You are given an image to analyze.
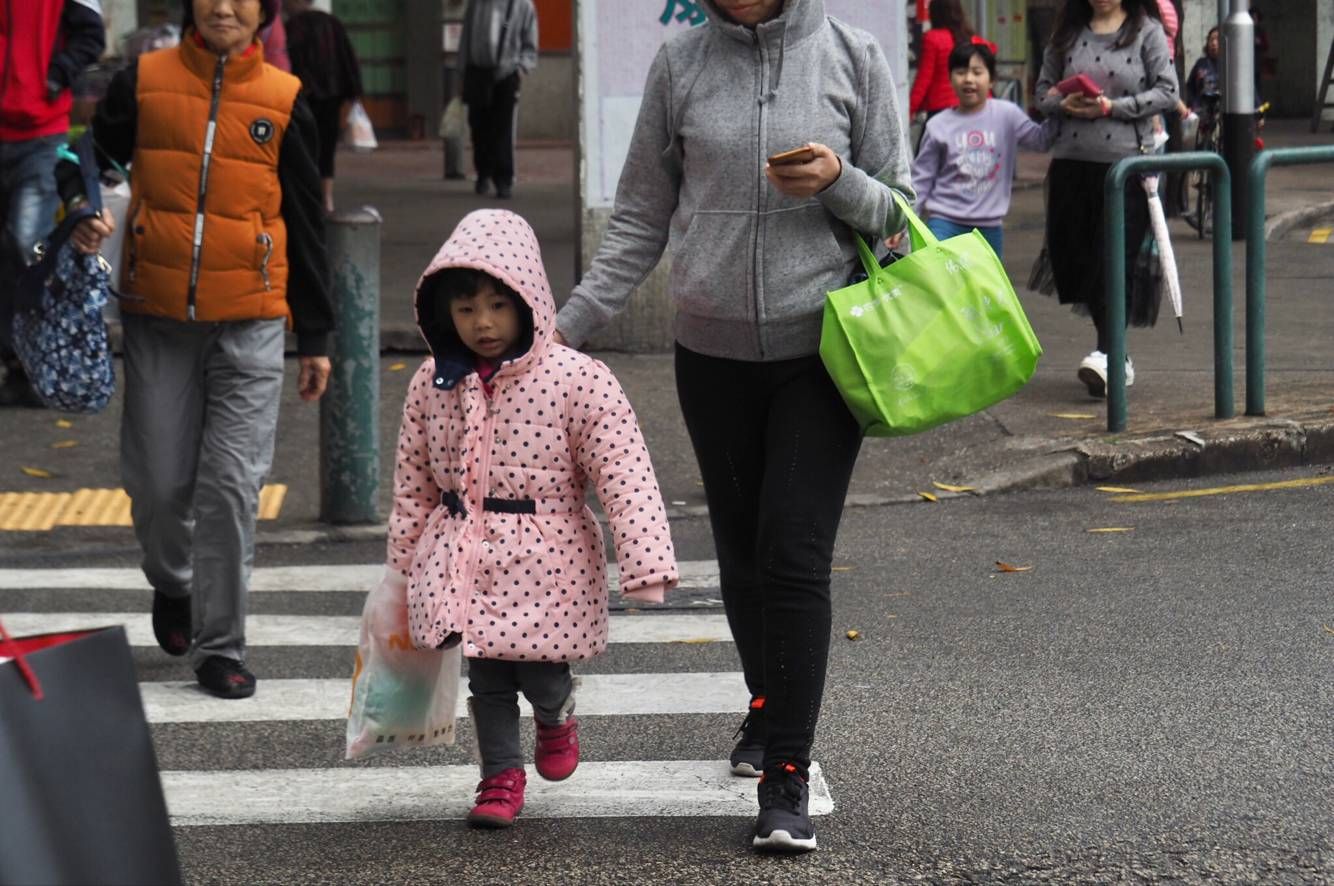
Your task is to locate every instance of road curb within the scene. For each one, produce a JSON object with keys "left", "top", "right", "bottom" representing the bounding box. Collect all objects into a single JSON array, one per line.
[
  {"left": 967, "top": 414, "right": 1334, "bottom": 497},
  {"left": 1265, "top": 199, "right": 1334, "bottom": 240}
]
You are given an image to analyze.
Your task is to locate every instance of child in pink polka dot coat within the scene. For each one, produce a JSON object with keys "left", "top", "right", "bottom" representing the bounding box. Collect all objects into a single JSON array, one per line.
[{"left": 386, "top": 209, "right": 679, "bottom": 828}]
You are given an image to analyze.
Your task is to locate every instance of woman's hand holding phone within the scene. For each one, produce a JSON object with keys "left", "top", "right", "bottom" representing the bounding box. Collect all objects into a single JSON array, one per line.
[{"left": 765, "top": 142, "right": 842, "bottom": 198}]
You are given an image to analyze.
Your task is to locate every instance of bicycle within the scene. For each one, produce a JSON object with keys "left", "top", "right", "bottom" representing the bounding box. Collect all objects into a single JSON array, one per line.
[
  {"left": 1180, "top": 92, "right": 1221, "bottom": 238},
  {"left": 1179, "top": 98, "right": 1270, "bottom": 239}
]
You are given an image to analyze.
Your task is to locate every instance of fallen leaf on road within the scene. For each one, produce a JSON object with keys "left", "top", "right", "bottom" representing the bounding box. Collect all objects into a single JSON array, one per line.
[
  {"left": 995, "top": 561, "right": 1033, "bottom": 573},
  {"left": 832, "top": 566, "right": 853, "bottom": 573},
  {"left": 673, "top": 638, "right": 716, "bottom": 645},
  {"left": 845, "top": 630, "right": 861, "bottom": 641},
  {"left": 1096, "top": 486, "right": 1141, "bottom": 494},
  {"left": 1086, "top": 527, "right": 1134, "bottom": 533},
  {"left": 55, "top": 419, "right": 73, "bottom": 429},
  {"left": 918, "top": 491, "right": 939, "bottom": 502},
  {"left": 932, "top": 481, "right": 975, "bottom": 493},
  {"left": 388, "top": 362, "right": 407, "bottom": 372},
  {"left": 20, "top": 466, "right": 55, "bottom": 479},
  {"left": 1048, "top": 412, "right": 1097, "bottom": 420},
  {"left": 1323, "top": 624, "right": 1334, "bottom": 636},
  {"left": 50, "top": 440, "right": 78, "bottom": 449}
]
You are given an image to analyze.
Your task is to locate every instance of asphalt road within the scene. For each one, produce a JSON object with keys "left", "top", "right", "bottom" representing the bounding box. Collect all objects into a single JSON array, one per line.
[{"left": 3, "top": 467, "right": 1331, "bottom": 883}]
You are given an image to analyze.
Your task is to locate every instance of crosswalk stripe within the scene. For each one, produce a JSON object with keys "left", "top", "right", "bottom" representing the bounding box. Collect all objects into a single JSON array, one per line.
[
  {"left": 0, "top": 612, "right": 733, "bottom": 647},
  {"left": 0, "top": 560, "right": 721, "bottom": 593},
  {"left": 141, "top": 672, "right": 748, "bottom": 723},
  {"left": 161, "top": 761, "right": 834, "bottom": 825}
]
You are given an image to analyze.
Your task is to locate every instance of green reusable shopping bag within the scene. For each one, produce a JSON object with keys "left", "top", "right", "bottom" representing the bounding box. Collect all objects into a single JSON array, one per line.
[{"left": 820, "top": 198, "right": 1042, "bottom": 437}]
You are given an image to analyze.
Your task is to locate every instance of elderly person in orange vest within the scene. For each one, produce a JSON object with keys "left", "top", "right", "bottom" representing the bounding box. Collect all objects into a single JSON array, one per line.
[{"left": 65, "top": 0, "right": 332, "bottom": 699}]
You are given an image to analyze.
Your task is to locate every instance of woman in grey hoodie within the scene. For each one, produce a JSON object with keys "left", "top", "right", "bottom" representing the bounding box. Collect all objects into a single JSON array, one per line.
[{"left": 554, "top": 0, "right": 913, "bottom": 853}]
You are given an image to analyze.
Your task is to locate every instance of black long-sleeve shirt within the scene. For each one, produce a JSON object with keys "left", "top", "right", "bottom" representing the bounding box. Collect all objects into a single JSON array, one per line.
[{"left": 57, "top": 58, "right": 334, "bottom": 356}]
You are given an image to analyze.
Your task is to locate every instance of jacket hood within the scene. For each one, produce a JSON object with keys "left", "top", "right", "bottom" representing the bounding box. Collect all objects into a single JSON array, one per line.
[
  {"left": 698, "top": 0, "right": 825, "bottom": 101},
  {"left": 414, "top": 209, "right": 556, "bottom": 391}
]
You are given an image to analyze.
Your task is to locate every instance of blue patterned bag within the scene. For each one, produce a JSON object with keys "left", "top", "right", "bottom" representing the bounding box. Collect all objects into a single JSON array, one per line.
[
  {"left": 8, "top": 133, "right": 117, "bottom": 414},
  {"left": 12, "top": 233, "right": 116, "bottom": 414}
]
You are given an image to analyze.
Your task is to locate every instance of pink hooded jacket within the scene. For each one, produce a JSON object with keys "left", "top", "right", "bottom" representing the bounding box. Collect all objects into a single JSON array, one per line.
[{"left": 387, "top": 210, "right": 679, "bottom": 661}]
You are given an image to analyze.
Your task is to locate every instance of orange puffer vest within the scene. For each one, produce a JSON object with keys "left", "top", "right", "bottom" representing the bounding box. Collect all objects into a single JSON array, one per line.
[{"left": 123, "top": 36, "right": 301, "bottom": 324}]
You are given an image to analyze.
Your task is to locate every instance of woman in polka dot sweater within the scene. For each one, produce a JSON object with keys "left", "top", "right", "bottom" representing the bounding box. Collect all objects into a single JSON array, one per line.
[{"left": 385, "top": 209, "right": 679, "bottom": 828}]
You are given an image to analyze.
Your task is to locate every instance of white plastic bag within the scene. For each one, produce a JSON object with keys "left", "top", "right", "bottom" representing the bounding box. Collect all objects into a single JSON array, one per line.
[
  {"left": 438, "top": 97, "right": 468, "bottom": 140},
  {"left": 343, "top": 100, "right": 378, "bottom": 152},
  {"left": 346, "top": 571, "right": 459, "bottom": 759}
]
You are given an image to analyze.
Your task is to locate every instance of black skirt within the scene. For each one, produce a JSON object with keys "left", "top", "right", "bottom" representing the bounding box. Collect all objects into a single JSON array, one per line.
[{"left": 1045, "top": 157, "right": 1159, "bottom": 327}]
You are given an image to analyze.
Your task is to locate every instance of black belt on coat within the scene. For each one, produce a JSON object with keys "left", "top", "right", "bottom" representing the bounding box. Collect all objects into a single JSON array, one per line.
[{"left": 442, "top": 489, "right": 536, "bottom": 517}]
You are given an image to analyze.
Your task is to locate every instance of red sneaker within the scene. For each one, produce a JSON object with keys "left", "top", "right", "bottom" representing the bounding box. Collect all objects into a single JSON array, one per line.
[
  {"left": 467, "top": 768, "right": 526, "bottom": 828},
  {"left": 534, "top": 715, "right": 580, "bottom": 781}
]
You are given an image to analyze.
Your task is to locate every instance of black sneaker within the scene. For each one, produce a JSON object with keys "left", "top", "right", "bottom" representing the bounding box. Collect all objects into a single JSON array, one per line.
[
  {"left": 151, "top": 591, "right": 191, "bottom": 657},
  {"left": 474, "top": 178, "right": 490, "bottom": 196},
  {"left": 753, "top": 763, "right": 817, "bottom": 853},
  {"left": 496, "top": 184, "right": 513, "bottom": 199},
  {"left": 195, "top": 656, "right": 256, "bottom": 699},
  {"left": 729, "top": 695, "right": 766, "bottom": 777}
]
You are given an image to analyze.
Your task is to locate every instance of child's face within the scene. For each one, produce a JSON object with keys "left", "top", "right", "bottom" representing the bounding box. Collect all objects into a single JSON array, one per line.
[
  {"left": 449, "top": 281, "right": 521, "bottom": 361},
  {"left": 950, "top": 55, "right": 992, "bottom": 111}
]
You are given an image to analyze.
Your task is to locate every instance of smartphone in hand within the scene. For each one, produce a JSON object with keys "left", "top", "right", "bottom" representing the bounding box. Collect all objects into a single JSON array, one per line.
[
  {"left": 1056, "top": 74, "right": 1103, "bottom": 98},
  {"left": 767, "top": 145, "right": 817, "bottom": 166}
]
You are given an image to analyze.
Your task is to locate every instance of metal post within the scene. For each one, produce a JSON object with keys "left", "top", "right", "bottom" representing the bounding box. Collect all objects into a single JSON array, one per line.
[
  {"left": 1245, "top": 151, "right": 1270, "bottom": 416},
  {"left": 1244, "top": 145, "right": 1334, "bottom": 417},
  {"left": 320, "top": 207, "right": 382, "bottom": 524},
  {"left": 1104, "top": 174, "right": 1129, "bottom": 433},
  {"left": 1221, "top": 0, "right": 1255, "bottom": 241},
  {"left": 1104, "top": 153, "right": 1233, "bottom": 433}
]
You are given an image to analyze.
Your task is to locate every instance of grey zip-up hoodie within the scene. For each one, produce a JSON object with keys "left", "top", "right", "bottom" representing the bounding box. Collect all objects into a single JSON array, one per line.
[{"left": 556, "top": 0, "right": 913, "bottom": 362}]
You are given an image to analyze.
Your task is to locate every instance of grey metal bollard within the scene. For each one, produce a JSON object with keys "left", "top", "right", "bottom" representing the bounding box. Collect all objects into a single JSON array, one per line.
[{"left": 319, "top": 206, "right": 382, "bottom": 524}]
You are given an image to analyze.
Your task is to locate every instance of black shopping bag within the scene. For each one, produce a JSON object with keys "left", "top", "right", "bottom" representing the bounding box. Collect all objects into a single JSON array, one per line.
[{"left": 0, "top": 623, "right": 183, "bottom": 886}]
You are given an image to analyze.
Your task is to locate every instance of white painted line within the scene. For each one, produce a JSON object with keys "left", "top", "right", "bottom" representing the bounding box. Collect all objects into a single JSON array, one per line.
[
  {"left": 163, "top": 761, "right": 834, "bottom": 826},
  {"left": 0, "top": 561, "right": 720, "bottom": 593},
  {"left": 0, "top": 613, "right": 732, "bottom": 647},
  {"left": 141, "top": 672, "right": 748, "bottom": 724}
]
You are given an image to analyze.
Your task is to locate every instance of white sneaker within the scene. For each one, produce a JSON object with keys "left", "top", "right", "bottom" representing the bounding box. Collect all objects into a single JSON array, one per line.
[{"left": 1077, "top": 350, "right": 1108, "bottom": 398}]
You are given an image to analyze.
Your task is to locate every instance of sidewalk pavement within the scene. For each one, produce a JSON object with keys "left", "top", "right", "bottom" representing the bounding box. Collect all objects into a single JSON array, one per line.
[{"left": 1, "top": 121, "right": 1331, "bottom": 549}]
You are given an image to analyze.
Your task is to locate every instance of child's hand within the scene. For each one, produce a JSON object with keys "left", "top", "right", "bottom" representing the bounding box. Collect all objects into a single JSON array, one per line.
[
  {"left": 884, "top": 231, "right": 905, "bottom": 251},
  {"left": 622, "top": 583, "right": 666, "bottom": 605}
]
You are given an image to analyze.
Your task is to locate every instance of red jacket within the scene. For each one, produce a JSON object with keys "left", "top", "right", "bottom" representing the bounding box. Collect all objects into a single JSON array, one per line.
[
  {"left": 0, "top": 0, "right": 105, "bottom": 141},
  {"left": 910, "top": 28, "right": 961, "bottom": 116}
]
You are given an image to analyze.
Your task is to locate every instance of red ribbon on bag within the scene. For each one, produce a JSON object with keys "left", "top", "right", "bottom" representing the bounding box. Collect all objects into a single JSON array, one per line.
[{"left": 0, "top": 619, "right": 45, "bottom": 700}]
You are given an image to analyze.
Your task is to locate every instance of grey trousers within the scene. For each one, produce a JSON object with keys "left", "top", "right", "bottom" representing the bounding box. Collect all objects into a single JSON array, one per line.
[
  {"left": 120, "top": 314, "right": 285, "bottom": 668},
  {"left": 468, "top": 658, "right": 574, "bottom": 777}
]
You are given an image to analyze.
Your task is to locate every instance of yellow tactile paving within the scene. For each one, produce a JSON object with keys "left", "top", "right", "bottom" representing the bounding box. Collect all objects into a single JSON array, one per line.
[
  {"left": 58, "top": 488, "right": 132, "bottom": 526},
  {"left": 0, "top": 492, "right": 74, "bottom": 531},
  {"left": 0, "top": 484, "right": 288, "bottom": 531},
  {"left": 258, "top": 484, "right": 287, "bottom": 521}
]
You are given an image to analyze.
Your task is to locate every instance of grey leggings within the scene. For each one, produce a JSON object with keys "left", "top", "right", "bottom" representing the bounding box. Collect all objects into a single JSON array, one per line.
[{"left": 468, "top": 657, "right": 574, "bottom": 777}]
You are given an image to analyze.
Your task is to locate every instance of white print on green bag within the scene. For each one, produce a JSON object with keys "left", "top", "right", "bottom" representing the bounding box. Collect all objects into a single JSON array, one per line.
[
  {"left": 959, "top": 299, "right": 1005, "bottom": 339},
  {"left": 891, "top": 365, "right": 917, "bottom": 391},
  {"left": 945, "top": 257, "right": 972, "bottom": 274},
  {"left": 849, "top": 286, "right": 904, "bottom": 318}
]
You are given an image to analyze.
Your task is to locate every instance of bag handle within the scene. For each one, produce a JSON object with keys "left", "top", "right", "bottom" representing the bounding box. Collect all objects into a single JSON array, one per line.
[
  {"left": 893, "top": 191, "right": 939, "bottom": 252},
  {"left": 0, "top": 619, "right": 45, "bottom": 700},
  {"left": 852, "top": 191, "right": 937, "bottom": 280}
]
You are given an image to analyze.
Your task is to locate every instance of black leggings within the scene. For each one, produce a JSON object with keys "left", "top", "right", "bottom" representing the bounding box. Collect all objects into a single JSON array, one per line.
[{"left": 675, "top": 344, "right": 862, "bottom": 775}]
